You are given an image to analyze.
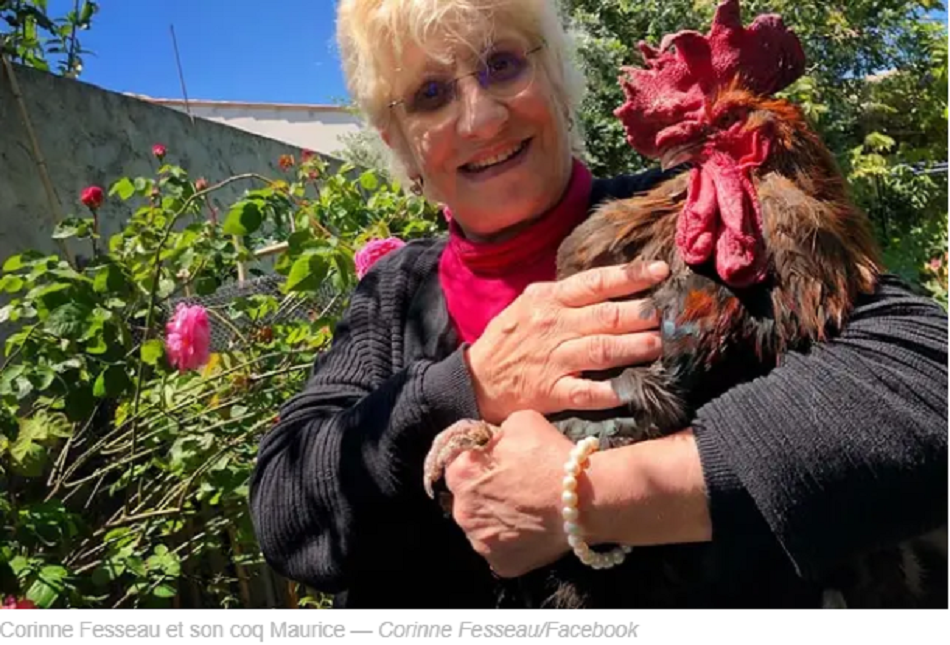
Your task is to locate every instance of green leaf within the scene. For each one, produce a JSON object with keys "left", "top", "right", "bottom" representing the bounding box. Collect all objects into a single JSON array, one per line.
[
  {"left": 194, "top": 276, "right": 218, "bottom": 296},
  {"left": 222, "top": 201, "right": 263, "bottom": 236},
  {"left": 33, "top": 365, "right": 56, "bottom": 391},
  {"left": 109, "top": 177, "right": 136, "bottom": 200},
  {"left": 26, "top": 565, "right": 68, "bottom": 608},
  {"left": 3, "top": 255, "right": 24, "bottom": 272},
  {"left": 146, "top": 545, "right": 181, "bottom": 578},
  {"left": 94, "top": 264, "right": 126, "bottom": 294},
  {"left": 158, "top": 277, "right": 176, "bottom": 299},
  {"left": 80, "top": 0, "right": 97, "bottom": 24},
  {"left": 0, "top": 364, "right": 26, "bottom": 394},
  {"left": 125, "top": 556, "right": 146, "bottom": 578},
  {"left": 2, "top": 251, "right": 41, "bottom": 273},
  {"left": 140, "top": 339, "right": 164, "bottom": 365},
  {"left": 0, "top": 275, "right": 24, "bottom": 293},
  {"left": 53, "top": 357, "right": 84, "bottom": 373},
  {"left": 864, "top": 132, "right": 896, "bottom": 153},
  {"left": 13, "top": 376, "right": 33, "bottom": 400},
  {"left": 284, "top": 251, "right": 329, "bottom": 292},
  {"left": 93, "top": 365, "right": 131, "bottom": 398},
  {"left": 84, "top": 333, "right": 109, "bottom": 355},
  {"left": 52, "top": 217, "right": 96, "bottom": 240},
  {"left": 153, "top": 583, "right": 177, "bottom": 598},
  {"left": 104, "top": 527, "right": 132, "bottom": 546},
  {"left": 359, "top": 170, "right": 379, "bottom": 191},
  {"left": 11, "top": 412, "right": 71, "bottom": 467},
  {"left": 44, "top": 302, "right": 92, "bottom": 338},
  {"left": 9, "top": 555, "right": 31, "bottom": 578},
  {"left": 0, "top": 304, "right": 13, "bottom": 324},
  {"left": 91, "top": 566, "right": 114, "bottom": 587},
  {"left": 9, "top": 443, "right": 47, "bottom": 477}
]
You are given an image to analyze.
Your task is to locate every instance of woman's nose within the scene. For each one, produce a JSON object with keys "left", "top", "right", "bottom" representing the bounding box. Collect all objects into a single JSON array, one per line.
[{"left": 454, "top": 76, "right": 508, "bottom": 139}]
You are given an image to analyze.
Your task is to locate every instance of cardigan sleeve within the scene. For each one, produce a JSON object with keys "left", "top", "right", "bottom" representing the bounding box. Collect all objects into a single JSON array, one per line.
[
  {"left": 248, "top": 242, "right": 481, "bottom": 593},
  {"left": 691, "top": 275, "right": 948, "bottom": 579}
]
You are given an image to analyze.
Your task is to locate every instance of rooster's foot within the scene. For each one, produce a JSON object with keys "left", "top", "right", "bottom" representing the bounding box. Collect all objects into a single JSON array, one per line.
[{"left": 423, "top": 419, "right": 499, "bottom": 499}]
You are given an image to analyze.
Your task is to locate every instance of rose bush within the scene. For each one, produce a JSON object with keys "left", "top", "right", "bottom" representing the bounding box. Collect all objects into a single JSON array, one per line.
[{"left": 0, "top": 148, "right": 442, "bottom": 607}]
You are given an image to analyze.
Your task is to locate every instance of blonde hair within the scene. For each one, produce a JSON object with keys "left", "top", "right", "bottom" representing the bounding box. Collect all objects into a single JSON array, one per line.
[{"left": 335, "top": 0, "right": 586, "bottom": 170}]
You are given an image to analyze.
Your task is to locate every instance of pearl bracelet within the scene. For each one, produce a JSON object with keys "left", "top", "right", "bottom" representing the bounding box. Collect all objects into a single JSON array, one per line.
[{"left": 561, "top": 436, "right": 632, "bottom": 570}]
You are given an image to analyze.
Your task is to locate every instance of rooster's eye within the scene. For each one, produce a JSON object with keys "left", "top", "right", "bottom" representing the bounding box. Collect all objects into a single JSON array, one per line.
[{"left": 716, "top": 108, "right": 747, "bottom": 128}]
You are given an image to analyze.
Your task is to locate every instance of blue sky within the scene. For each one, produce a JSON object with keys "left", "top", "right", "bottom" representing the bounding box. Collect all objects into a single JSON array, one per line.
[
  {"left": 51, "top": 0, "right": 350, "bottom": 105},
  {"left": 50, "top": 1, "right": 947, "bottom": 107}
]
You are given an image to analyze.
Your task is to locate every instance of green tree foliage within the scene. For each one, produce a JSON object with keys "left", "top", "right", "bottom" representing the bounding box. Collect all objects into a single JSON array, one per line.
[
  {"left": 562, "top": 0, "right": 947, "bottom": 301},
  {"left": 0, "top": 0, "right": 98, "bottom": 77}
]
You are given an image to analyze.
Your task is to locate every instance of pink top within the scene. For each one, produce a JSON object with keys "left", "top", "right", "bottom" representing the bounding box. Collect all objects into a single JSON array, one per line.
[{"left": 437, "top": 158, "right": 594, "bottom": 344}]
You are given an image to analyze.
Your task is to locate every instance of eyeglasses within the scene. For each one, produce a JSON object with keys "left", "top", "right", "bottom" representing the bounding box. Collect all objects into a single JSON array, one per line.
[{"left": 388, "top": 42, "right": 545, "bottom": 126}]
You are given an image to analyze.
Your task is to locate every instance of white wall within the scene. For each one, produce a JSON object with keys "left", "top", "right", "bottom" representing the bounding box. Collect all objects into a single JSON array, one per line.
[{"left": 139, "top": 99, "right": 364, "bottom": 157}]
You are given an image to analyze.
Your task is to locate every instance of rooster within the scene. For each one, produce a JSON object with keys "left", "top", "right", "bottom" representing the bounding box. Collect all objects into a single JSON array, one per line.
[{"left": 423, "top": 0, "right": 944, "bottom": 608}]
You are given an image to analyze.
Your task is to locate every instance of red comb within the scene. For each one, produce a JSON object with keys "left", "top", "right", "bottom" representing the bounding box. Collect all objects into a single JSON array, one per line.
[{"left": 615, "top": 0, "right": 806, "bottom": 158}]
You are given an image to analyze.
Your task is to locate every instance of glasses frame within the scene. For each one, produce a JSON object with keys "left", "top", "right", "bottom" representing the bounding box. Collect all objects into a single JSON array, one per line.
[{"left": 387, "top": 41, "right": 546, "bottom": 116}]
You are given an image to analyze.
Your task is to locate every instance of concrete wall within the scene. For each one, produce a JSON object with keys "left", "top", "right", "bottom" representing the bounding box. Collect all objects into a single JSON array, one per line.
[
  {"left": 0, "top": 63, "right": 346, "bottom": 265},
  {"left": 136, "top": 98, "right": 364, "bottom": 158}
]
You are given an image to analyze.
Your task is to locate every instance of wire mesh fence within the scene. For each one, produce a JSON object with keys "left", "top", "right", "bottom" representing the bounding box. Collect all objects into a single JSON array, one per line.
[{"left": 163, "top": 274, "right": 348, "bottom": 352}]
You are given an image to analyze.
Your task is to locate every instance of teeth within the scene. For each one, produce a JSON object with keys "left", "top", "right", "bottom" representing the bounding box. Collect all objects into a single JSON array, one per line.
[{"left": 464, "top": 142, "right": 525, "bottom": 171}]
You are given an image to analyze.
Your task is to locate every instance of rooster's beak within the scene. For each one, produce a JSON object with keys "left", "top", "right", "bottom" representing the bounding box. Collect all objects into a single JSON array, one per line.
[{"left": 659, "top": 142, "right": 702, "bottom": 171}]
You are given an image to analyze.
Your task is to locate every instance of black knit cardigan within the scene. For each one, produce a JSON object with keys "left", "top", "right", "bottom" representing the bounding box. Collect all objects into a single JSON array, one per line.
[{"left": 249, "top": 169, "right": 948, "bottom": 608}]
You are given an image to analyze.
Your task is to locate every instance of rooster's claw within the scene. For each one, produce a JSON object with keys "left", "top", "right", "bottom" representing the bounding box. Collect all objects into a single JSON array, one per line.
[{"left": 423, "top": 419, "right": 498, "bottom": 499}]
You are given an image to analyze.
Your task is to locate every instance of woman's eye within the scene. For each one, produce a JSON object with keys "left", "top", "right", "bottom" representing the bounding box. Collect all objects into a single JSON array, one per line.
[
  {"left": 410, "top": 80, "right": 451, "bottom": 112},
  {"left": 485, "top": 51, "right": 524, "bottom": 82}
]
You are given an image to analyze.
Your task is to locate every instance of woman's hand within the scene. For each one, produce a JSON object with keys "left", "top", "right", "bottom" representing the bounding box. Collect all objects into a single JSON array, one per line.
[
  {"left": 443, "top": 409, "right": 578, "bottom": 578},
  {"left": 442, "top": 410, "right": 713, "bottom": 579},
  {"left": 465, "top": 260, "right": 669, "bottom": 425}
]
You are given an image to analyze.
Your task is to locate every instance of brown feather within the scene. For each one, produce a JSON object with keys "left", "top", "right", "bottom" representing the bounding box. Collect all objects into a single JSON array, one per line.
[{"left": 519, "top": 89, "right": 941, "bottom": 610}]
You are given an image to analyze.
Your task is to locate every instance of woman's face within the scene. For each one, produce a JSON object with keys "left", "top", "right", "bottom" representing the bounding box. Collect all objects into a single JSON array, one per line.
[{"left": 383, "top": 27, "right": 573, "bottom": 240}]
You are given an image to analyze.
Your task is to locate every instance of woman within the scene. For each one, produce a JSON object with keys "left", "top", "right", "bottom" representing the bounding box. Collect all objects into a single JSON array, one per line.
[{"left": 249, "top": 0, "right": 947, "bottom": 608}]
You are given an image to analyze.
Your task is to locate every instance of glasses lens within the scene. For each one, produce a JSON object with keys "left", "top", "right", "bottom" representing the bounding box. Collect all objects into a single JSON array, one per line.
[
  {"left": 394, "top": 44, "right": 541, "bottom": 125},
  {"left": 406, "top": 79, "right": 455, "bottom": 114},
  {"left": 480, "top": 49, "right": 531, "bottom": 91}
]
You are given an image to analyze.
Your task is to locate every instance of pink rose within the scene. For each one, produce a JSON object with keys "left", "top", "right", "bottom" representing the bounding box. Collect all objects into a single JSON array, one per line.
[
  {"left": 2, "top": 596, "right": 37, "bottom": 609},
  {"left": 80, "top": 185, "right": 104, "bottom": 210},
  {"left": 152, "top": 144, "right": 167, "bottom": 160},
  {"left": 164, "top": 303, "right": 211, "bottom": 372},
  {"left": 354, "top": 237, "right": 407, "bottom": 279}
]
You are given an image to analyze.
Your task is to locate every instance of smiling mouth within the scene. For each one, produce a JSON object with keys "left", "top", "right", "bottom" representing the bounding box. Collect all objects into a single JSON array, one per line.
[{"left": 460, "top": 139, "right": 531, "bottom": 173}]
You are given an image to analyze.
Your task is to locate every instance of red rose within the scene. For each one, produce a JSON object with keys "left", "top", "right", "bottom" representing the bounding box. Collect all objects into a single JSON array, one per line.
[
  {"left": 80, "top": 185, "right": 104, "bottom": 210},
  {"left": 152, "top": 144, "right": 167, "bottom": 160},
  {"left": 278, "top": 154, "right": 294, "bottom": 170},
  {"left": 195, "top": 178, "right": 209, "bottom": 191},
  {"left": 2, "top": 596, "right": 37, "bottom": 609}
]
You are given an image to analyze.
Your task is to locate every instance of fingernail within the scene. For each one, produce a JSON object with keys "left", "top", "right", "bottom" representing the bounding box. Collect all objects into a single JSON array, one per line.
[{"left": 648, "top": 261, "right": 669, "bottom": 279}]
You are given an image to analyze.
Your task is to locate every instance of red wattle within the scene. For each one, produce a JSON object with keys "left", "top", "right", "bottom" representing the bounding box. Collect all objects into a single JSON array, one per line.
[
  {"left": 676, "top": 152, "right": 768, "bottom": 288},
  {"left": 676, "top": 167, "right": 719, "bottom": 264}
]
